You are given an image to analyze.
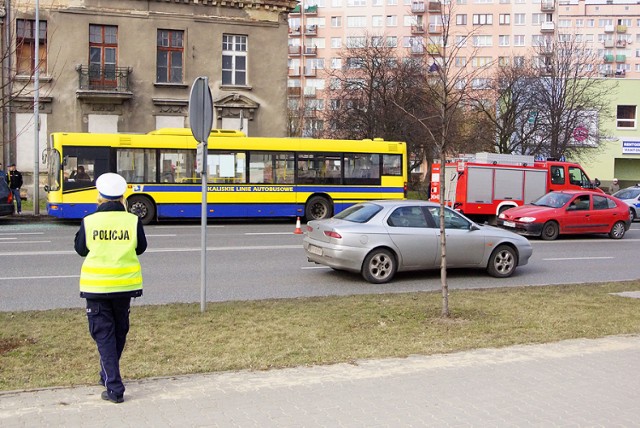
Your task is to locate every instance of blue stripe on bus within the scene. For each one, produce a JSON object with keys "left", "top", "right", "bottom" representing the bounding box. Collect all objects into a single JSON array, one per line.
[
  {"left": 135, "top": 185, "right": 405, "bottom": 193},
  {"left": 47, "top": 201, "right": 377, "bottom": 220}
]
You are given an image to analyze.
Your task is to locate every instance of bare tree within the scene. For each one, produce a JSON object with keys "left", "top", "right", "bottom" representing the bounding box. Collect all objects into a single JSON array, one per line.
[
  {"left": 393, "top": 3, "right": 492, "bottom": 317},
  {"left": 524, "top": 34, "right": 614, "bottom": 160}
]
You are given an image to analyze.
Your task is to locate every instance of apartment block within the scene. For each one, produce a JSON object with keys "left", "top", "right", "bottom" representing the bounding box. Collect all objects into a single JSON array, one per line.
[{"left": 288, "top": 0, "right": 640, "bottom": 135}]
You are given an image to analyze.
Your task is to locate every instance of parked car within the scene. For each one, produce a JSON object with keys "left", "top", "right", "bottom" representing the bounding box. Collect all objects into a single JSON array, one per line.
[
  {"left": 303, "top": 200, "right": 533, "bottom": 284},
  {"left": 497, "top": 190, "right": 630, "bottom": 240},
  {"left": 612, "top": 185, "right": 640, "bottom": 222},
  {"left": 0, "top": 177, "right": 15, "bottom": 217}
]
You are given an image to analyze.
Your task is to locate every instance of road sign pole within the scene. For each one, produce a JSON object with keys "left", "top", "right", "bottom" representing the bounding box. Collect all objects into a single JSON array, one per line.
[{"left": 189, "top": 77, "right": 214, "bottom": 313}]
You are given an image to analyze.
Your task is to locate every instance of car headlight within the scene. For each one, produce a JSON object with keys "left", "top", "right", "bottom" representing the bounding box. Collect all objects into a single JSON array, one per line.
[
  {"left": 518, "top": 217, "right": 536, "bottom": 223},
  {"left": 499, "top": 213, "right": 506, "bottom": 219}
]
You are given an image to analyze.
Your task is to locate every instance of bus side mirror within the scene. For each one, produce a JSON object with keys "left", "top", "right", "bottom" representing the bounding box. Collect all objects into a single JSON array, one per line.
[{"left": 43, "top": 185, "right": 49, "bottom": 192}]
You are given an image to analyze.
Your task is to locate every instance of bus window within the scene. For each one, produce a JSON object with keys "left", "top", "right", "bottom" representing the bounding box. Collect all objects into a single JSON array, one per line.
[
  {"left": 345, "top": 153, "right": 380, "bottom": 185},
  {"left": 382, "top": 154, "right": 402, "bottom": 176},
  {"left": 208, "top": 151, "right": 246, "bottom": 184},
  {"left": 62, "top": 146, "right": 109, "bottom": 190},
  {"left": 117, "top": 149, "right": 157, "bottom": 183},
  {"left": 297, "top": 153, "right": 342, "bottom": 185},
  {"left": 249, "top": 152, "right": 294, "bottom": 184},
  {"left": 160, "top": 150, "right": 196, "bottom": 183}
]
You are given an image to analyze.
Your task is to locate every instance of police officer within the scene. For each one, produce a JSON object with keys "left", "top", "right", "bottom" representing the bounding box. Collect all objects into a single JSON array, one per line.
[{"left": 74, "top": 173, "right": 147, "bottom": 404}]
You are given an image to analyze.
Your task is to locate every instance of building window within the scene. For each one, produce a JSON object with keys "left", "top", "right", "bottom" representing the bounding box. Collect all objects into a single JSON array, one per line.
[
  {"left": 514, "top": 35, "right": 525, "bottom": 46},
  {"left": 617, "top": 105, "right": 636, "bottom": 128},
  {"left": 499, "top": 35, "right": 510, "bottom": 46},
  {"left": 472, "top": 14, "right": 493, "bottom": 25},
  {"left": 514, "top": 14, "right": 525, "bottom": 25},
  {"left": 456, "top": 14, "right": 467, "bottom": 25},
  {"left": 157, "top": 30, "right": 183, "bottom": 83},
  {"left": 17, "top": 19, "right": 47, "bottom": 75},
  {"left": 473, "top": 35, "right": 493, "bottom": 47},
  {"left": 499, "top": 14, "right": 510, "bottom": 25},
  {"left": 89, "top": 24, "right": 118, "bottom": 87},
  {"left": 331, "top": 16, "right": 342, "bottom": 27},
  {"left": 347, "top": 16, "right": 367, "bottom": 27},
  {"left": 222, "top": 34, "right": 247, "bottom": 86}
]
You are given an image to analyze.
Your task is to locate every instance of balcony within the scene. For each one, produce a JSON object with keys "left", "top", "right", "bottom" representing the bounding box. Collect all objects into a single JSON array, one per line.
[
  {"left": 288, "top": 45, "right": 302, "bottom": 56},
  {"left": 411, "top": 45, "right": 425, "bottom": 55},
  {"left": 411, "top": 24, "right": 425, "bottom": 34},
  {"left": 617, "top": 25, "right": 627, "bottom": 33},
  {"left": 290, "top": 4, "right": 317, "bottom": 15},
  {"left": 428, "top": 0, "right": 441, "bottom": 12},
  {"left": 303, "top": 87, "right": 316, "bottom": 97},
  {"left": 289, "top": 26, "right": 301, "bottom": 36},
  {"left": 411, "top": 2, "right": 425, "bottom": 13},
  {"left": 303, "top": 67, "right": 317, "bottom": 76},
  {"left": 427, "top": 44, "right": 441, "bottom": 55},
  {"left": 428, "top": 24, "right": 442, "bottom": 34},
  {"left": 287, "top": 87, "right": 302, "bottom": 97},
  {"left": 603, "top": 54, "right": 614, "bottom": 63},
  {"left": 603, "top": 40, "right": 614, "bottom": 48},
  {"left": 616, "top": 40, "right": 627, "bottom": 48},
  {"left": 76, "top": 65, "right": 132, "bottom": 101},
  {"left": 288, "top": 67, "right": 301, "bottom": 77},
  {"left": 616, "top": 54, "right": 626, "bottom": 62},
  {"left": 540, "top": 22, "right": 555, "bottom": 32},
  {"left": 303, "top": 46, "right": 318, "bottom": 56},
  {"left": 304, "top": 25, "right": 318, "bottom": 36},
  {"left": 541, "top": 1, "right": 555, "bottom": 11},
  {"left": 604, "top": 25, "right": 614, "bottom": 33}
]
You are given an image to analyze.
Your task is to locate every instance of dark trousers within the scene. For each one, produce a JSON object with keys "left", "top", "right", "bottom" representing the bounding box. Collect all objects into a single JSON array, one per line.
[{"left": 85, "top": 297, "right": 131, "bottom": 399}]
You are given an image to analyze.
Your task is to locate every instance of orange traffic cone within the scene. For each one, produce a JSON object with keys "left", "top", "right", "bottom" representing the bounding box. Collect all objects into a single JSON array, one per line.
[{"left": 294, "top": 217, "right": 303, "bottom": 234}]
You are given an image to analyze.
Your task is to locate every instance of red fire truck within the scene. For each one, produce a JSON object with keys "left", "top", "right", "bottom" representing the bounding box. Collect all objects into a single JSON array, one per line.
[{"left": 429, "top": 152, "right": 603, "bottom": 222}]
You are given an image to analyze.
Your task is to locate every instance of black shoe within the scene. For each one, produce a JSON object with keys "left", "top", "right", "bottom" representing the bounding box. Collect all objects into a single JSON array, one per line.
[{"left": 101, "top": 390, "right": 124, "bottom": 404}]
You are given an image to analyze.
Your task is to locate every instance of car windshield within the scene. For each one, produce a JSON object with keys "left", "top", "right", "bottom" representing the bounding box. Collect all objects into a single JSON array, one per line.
[
  {"left": 532, "top": 192, "right": 572, "bottom": 208},
  {"left": 333, "top": 203, "right": 383, "bottom": 223},
  {"left": 614, "top": 188, "right": 640, "bottom": 200}
]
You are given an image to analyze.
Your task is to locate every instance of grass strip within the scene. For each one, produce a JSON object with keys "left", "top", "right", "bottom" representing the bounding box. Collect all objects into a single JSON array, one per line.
[{"left": 2, "top": 281, "right": 640, "bottom": 391}]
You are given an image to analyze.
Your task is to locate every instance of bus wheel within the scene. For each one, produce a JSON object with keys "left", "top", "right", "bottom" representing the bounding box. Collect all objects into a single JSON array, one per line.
[
  {"left": 128, "top": 196, "right": 156, "bottom": 225},
  {"left": 305, "top": 196, "right": 332, "bottom": 221}
]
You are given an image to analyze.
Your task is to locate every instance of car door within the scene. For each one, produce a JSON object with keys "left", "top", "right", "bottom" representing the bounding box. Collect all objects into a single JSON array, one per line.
[
  {"left": 590, "top": 194, "right": 621, "bottom": 232},
  {"left": 426, "top": 207, "right": 485, "bottom": 267},
  {"left": 561, "top": 194, "right": 591, "bottom": 234},
  {"left": 385, "top": 205, "right": 438, "bottom": 269}
]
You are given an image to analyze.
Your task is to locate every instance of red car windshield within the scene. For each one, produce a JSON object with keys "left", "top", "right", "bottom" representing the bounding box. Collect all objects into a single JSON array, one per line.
[{"left": 532, "top": 192, "right": 573, "bottom": 208}]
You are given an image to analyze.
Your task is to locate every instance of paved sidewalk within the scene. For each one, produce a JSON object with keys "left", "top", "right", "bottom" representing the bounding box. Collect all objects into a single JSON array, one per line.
[{"left": 2, "top": 335, "right": 640, "bottom": 427}]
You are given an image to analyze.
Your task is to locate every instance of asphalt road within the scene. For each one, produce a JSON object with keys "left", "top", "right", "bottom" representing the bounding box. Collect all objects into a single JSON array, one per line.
[{"left": 1, "top": 218, "right": 639, "bottom": 311}]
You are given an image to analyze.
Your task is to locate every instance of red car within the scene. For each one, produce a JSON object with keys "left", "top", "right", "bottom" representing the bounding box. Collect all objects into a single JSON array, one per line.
[{"left": 497, "top": 190, "right": 630, "bottom": 240}]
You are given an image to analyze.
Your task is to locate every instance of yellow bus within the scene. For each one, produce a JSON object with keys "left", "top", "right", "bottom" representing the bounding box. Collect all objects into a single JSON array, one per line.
[{"left": 44, "top": 128, "right": 407, "bottom": 224}]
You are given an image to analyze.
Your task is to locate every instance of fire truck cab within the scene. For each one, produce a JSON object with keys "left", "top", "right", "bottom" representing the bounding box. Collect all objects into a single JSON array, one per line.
[{"left": 430, "top": 153, "right": 602, "bottom": 223}]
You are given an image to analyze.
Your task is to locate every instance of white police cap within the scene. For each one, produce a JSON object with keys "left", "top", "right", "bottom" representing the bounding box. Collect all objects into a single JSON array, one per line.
[{"left": 96, "top": 173, "right": 127, "bottom": 199}]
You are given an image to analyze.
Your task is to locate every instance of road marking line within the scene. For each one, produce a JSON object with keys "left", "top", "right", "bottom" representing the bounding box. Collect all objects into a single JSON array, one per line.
[
  {"left": 543, "top": 257, "right": 615, "bottom": 261},
  {"left": 301, "top": 266, "right": 331, "bottom": 270},
  {"left": 245, "top": 232, "right": 298, "bottom": 235},
  {"left": 0, "top": 238, "right": 18, "bottom": 240},
  {"left": 0, "top": 232, "right": 44, "bottom": 235},
  {"left": 0, "top": 275, "right": 80, "bottom": 280}
]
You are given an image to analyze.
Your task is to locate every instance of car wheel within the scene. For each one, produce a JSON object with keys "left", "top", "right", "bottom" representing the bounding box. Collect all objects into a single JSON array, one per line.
[
  {"left": 629, "top": 207, "right": 636, "bottom": 222},
  {"left": 305, "top": 196, "right": 332, "bottom": 221},
  {"left": 487, "top": 245, "right": 517, "bottom": 278},
  {"left": 609, "top": 221, "right": 626, "bottom": 239},
  {"left": 541, "top": 221, "right": 559, "bottom": 241},
  {"left": 362, "top": 248, "right": 397, "bottom": 284},
  {"left": 128, "top": 195, "right": 156, "bottom": 225}
]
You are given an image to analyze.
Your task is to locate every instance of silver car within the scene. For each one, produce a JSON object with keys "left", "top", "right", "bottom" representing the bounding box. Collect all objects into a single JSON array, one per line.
[
  {"left": 612, "top": 186, "right": 640, "bottom": 222},
  {"left": 303, "top": 200, "right": 533, "bottom": 284}
]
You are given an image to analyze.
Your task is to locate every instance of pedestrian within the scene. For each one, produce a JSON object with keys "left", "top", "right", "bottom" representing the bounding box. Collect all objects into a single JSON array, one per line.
[
  {"left": 74, "top": 173, "right": 147, "bottom": 404},
  {"left": 7, "top": 163, "right": 23, "bottom": 214},
  {"left": 610, "top": 178, "right": 620, "bottom": 194}
]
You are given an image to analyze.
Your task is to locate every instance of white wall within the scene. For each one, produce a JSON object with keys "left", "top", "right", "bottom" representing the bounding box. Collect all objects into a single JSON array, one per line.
[
  {"left": 88, "top": 114, "right": 118, "bottom": 133},
  {"left": 16, "top": 113, "right": 47, "bottom": 173}
]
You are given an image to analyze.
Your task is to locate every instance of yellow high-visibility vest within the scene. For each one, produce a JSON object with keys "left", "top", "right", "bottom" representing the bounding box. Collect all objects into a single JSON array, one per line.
[{"left": 79, "top": 211, "right": 143, "bottom": 294}]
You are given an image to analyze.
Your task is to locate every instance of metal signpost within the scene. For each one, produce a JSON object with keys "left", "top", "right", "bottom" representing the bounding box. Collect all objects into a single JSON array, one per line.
[{"left": 189, "top": 77, "right": 214, "bottom": 313}]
